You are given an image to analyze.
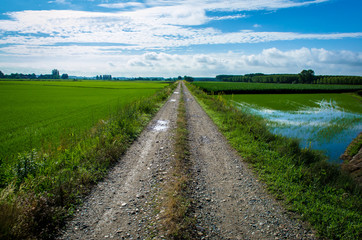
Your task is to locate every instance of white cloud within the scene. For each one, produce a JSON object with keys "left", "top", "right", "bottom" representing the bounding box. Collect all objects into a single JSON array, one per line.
[
  {"left": 210, "top": 14, "right": 247, "bottom": 21},
  {"left": 0, "top": 0, "right": 352, "bottom": 52},
  {"left": 0, "top": 9, "right": 361, "bottom": 53},
  {"left": 1, "top": 0, "right": 361, "bottom": 76},
  {"left": 1, "top": 48, "right": 360, "bottom": 76},
  {"left": 48, "top": 0, "right": 71, "bottom": 5},
  {"left": 99, "top": 2, "right": 145, "bottom": 9},
  {"left": 144, "top": 0, "right": 329, "bottom": 11}
]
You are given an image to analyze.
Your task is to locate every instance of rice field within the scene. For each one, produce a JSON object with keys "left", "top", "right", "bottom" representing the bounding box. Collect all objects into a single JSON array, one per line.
[
  {"left": 0, "top": 80, "right": 168, "bottom": 161},
  {"left": 193, "top": 82, "right": 362, "bottom": 94},
  {"left": 225, "top": 93, "right": 362, "bottom": 163}
]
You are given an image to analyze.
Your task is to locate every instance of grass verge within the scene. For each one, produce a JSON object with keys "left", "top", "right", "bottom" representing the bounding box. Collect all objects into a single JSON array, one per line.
[
  {"left": 0, "top": 83, "right": 176, "bottom": 240},
  {"left": 341, "top": 133, "right": 362, "bottom": 161},
  {"left": 186, "top": 82, "right": 362, "bottom": 240},
  {"left": 159, "top": 83, "right": 195, "bottom": 239}
]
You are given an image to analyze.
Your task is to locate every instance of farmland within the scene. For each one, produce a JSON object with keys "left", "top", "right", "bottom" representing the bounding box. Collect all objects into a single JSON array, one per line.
[
  {"left": 224, "top": 93, "right": 362, "bottom": 113},
  {"left": 0, "top": 80, "right": 175, "bottom": 239},
  {"left": 193, "top": 82, "right": 362, "bottom": 94},
  {"left": 224, "top": 93, "right": 362, "bottom": 163},
  {"left": 187, "top": 82, "right": 362, "bottom": 239},
  {"left": 0, "top": 80, "right": 168, "bottom": 161}
]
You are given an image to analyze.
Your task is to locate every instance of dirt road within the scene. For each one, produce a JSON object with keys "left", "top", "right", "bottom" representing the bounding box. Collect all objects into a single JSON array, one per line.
[
  {"left": 183, "top": 82, "right": 314, "bottom": 239},
  {"left": 59, "top": 84, "right": 182, "bottom": 239},
  {"left": 59, "top": 82, "right": 314, "bottom": 239}
]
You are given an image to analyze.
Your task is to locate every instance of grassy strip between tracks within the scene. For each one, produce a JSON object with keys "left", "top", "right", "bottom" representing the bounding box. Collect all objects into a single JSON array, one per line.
[
  {"left": 0, "top": 83, "right": 176, "bottom": 240},
  {"left": 159, "top": 83, "right": 195, "bottom": 239},
  {"left": 186, "top": 82, "right": 362, "bottom": 240}
]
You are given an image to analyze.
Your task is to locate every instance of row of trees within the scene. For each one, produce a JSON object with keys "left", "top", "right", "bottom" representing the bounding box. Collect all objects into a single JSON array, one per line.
[
  {"left": 96, "top": 75, "right": 112, "bottom": 80},
  {"left": 0, "top": 69, "right": 69, "bottom": 80},
  {"left": 217, "top": 74, "right": 300, "bottom": 84},
  {"left": 314, "top": 76, "right": 362, "bottom": 85},
  {"left": 217, "top": 70, "right": 362, "bottom": 85}
]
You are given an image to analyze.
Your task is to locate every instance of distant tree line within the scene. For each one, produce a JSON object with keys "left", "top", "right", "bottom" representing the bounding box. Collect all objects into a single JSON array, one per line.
[
  {"left": 216, "top": 70, "right": 362, "bottom": 85},
  {"left": 314, "top": 76, "right": 362, "bottom": 85},
  {"left": 96, "top": 75, "right": 112, "bottom": 80},
  {"left": 0, "top": 69, "right": 69, "bottom": 80},
  {"left": 184, "top": 75, "right": 194, "bottom": 82}
]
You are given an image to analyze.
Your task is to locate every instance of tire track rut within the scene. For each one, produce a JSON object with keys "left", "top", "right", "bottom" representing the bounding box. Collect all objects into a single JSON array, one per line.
[
  {"left": 59, "top": 82, "right": 315, "bottom": 239},
  {"left": 183, "top": 82, "right": 315, "bottom": 239},
  {"left": 59, "top": 84, "right": 181, "bottom": 239}
]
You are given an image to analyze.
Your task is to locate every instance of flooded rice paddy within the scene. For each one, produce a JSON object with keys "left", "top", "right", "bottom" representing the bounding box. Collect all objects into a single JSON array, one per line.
[{"left": 228, "top": 94, "right": 362, "bottom": 163}]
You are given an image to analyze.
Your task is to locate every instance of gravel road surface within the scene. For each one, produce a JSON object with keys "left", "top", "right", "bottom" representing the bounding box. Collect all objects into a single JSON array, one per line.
[
  {"left": 59, "top": 84, "right": 181, "bottom": 239},
  {"left": 59, "top": 82, "right": 315, "bottom": 239}
]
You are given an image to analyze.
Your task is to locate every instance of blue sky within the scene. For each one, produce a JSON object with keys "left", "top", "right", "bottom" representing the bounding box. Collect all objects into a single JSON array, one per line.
[{"left": 0, "top": 0, "right": 361, "bottom": 77}]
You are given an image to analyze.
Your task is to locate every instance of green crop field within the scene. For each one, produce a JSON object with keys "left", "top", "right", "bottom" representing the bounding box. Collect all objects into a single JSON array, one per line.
[
  {"left": 193, "top": 82, "right": 362, "bottom": 94},
  {"left": 0, "top": 80, "right": 168, "bottom": 161},
  {"left": 224, "top": 93, "right": 362, "bottom": 163},
  {"left": 224, "top": 93, "right": 362, "bottom": 113},
  {"left": 0, "top": 80, "right": 175, "bottom": 239}
]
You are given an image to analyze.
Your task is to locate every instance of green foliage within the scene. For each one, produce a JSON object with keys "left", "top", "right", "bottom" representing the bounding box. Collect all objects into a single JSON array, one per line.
[
  {"left": 0, "top": 81, "right": 176, "bottom": 239},
  {"left": 184, "top": 75, "right": 194, "bottom": 82},
  {"left": 216, "top": 72, "right": 362, "bottom": 85},
  {"left": 187, "top": 82, "right": 362, "bottom": 240},
  {"left": 15, "top": 149, "right": 39, "bottom": 186},
  {"left": 217, "top": 73, "right": 300, "bottom": 83},
  {"left": 316, "top": 76, "right": 362, "bottom": 85},
  {"left": 193, "top": 82, "right": 362, "bottom": 94},
  {"left": 344, "top": 134, "right": 362, "bottom": 159},
  {"left": 299, "top": 69, "right": 315, "bottom": 84}
]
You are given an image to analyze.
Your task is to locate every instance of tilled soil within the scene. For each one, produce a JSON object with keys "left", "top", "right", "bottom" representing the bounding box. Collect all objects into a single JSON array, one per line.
[
  {"left": 58, "top": 84, "right": 182, "bottom": 239},
  {"left": 59, "top": 82, "right": 315, "bottom": 239}
]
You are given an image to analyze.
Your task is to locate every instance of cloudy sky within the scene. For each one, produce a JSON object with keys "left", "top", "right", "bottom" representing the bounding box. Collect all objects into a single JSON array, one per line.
[{"left": 0, "top": 0, "right": 361, "bottom": 77}]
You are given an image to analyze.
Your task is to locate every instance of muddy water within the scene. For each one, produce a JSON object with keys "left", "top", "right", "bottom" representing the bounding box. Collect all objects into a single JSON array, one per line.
[{"left": 233, "top": 99, "right": 362, "bottom": 163}]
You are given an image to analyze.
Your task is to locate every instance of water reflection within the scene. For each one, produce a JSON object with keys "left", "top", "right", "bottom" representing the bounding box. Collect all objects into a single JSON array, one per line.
[{"left": 233, "top": 100, "right": 362, "bottom": 163}]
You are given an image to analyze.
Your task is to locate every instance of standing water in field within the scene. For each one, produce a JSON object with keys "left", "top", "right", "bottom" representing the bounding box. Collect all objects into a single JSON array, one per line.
[{"left": 233, "top": 99, "right": 362, "bottom": 163}]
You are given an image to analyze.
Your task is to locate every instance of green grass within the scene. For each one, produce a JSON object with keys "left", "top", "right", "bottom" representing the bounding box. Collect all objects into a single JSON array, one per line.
[
  {"left": 0, "top": 80, "right": 175, "bottom": 239},
  {"left": 343, "top": 133, "right": 362, "bottom": 161},
  {"left": 193, "top": 82, "right": 362, "bottom": 94},
  {"left": 224, "top": 93, "right": 362, "bottom": 113},
  {"left": 187, "top": 82, "right": 362, "bottom": 240},
  {"left": 0, "top": 80, "right": 168, "bottom": 161},
  {"left": 160, "top": 83, "right": 195, "bottom": 239}
]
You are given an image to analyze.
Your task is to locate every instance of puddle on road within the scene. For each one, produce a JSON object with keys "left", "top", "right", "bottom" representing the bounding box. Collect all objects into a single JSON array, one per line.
[
  {"left": 170, "top": 99, "right": 176, "bottom": 102},
  {"left": 200, "top": 135, "right": 212, "bottom": 144},
  {"left": 152, "top": 120, "right": 169, "bottom": 131},
  {"left": 174, "top": 92, "right": 179, "bottom": 94}
]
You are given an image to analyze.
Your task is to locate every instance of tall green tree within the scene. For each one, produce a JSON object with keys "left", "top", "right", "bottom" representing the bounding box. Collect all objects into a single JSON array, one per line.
[
  {"left": 299, "top": 69, "right": 315, "bottom": 84},
  {"left": 52, "top": 69, "right": 60, "bottom": 79},
  {"left": 184, "top": 76, "right": 194, "bottom": 82}
]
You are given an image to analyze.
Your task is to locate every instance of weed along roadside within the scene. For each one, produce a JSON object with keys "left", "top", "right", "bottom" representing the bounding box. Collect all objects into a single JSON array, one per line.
[
  {"left": 0, "top": 82, "right": 177, "bottom": 240},
  {"left": 186, "top": 82, "right": 362, "bottom": 239}
]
